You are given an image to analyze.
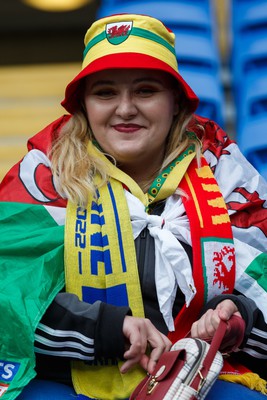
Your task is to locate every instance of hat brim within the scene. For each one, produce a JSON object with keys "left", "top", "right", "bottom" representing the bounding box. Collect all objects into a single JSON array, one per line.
[{"left": 61, "top": 53, "right": 199, "bottom": 114}]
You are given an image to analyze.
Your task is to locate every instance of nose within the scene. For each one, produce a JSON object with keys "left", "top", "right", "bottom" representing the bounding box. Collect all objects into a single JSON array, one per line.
[{"left": 115, "top": 90, "right": 138, "bottom": 119}]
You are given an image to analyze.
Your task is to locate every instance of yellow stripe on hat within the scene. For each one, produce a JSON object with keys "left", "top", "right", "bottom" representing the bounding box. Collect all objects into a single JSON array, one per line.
[{"left": 82, "top": 34, "right": 178, "bottom": 72}]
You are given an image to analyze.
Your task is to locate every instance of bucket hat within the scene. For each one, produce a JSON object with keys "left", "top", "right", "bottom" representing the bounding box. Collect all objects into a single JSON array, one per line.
[{"left": 61, "top": 13, "right": 199, "bottom": 114}]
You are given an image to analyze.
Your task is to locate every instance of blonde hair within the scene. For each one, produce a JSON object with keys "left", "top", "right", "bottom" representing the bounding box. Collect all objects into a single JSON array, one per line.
[
  {"left": 50, "top": 112, "right": 108, "bottom": 205},
  {"left": 50, "top": 94, "right": 202, "bottom": 206}
]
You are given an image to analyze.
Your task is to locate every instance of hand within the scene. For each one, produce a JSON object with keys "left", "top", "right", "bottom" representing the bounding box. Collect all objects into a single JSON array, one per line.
[
  {"left": 190, "top": 299, "right": 242, "bottom": 340},
  {"left": 120, "top": 315, "right": 172, "bottom": 375}
]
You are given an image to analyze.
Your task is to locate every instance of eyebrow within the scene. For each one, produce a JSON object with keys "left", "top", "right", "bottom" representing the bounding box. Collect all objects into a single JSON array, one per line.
[{"left": 89, "top": 77, "right": 163, "bottom": 89}]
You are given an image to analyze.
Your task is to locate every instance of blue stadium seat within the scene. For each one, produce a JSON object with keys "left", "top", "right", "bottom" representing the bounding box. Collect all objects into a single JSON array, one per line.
[
  {"left": 180, "top": 68, "right": 225, "bottom": 127},
  {"left": 97, "top": 1, "right": 214, "bottom": 40},
  {"left": 99, "top": 0, "right": 211, "bottom": 4},
  {"left": 230, "top": 1, "right": 267, "bottom": 157},
  {"left": 237, "top": 115, "right": 267, "bottom": 181},
  {"left": 231, "top": 33, "right": 267, "bottom": 107},
  {"left": 230, "top": 1, "right": 267, "bottom": 99},
  {"left": 98, "top": 0, "right": 212, "bottom": 15},
  {"left": 237, "top": 72, "right": 267, "bottom": 131},
  {"left": 173, "top": 30, "right": 220, "bottom": 77},
  {"left": 173, "top": 30, "right": 223, "bottom": 124},
  {"left": 231, "top": 0, "right": 267, "bottom": 37}
]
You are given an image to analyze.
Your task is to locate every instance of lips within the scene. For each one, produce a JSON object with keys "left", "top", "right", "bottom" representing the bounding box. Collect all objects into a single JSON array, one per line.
[{"left": 112, "top": 123, "right": 142, "bottom": 133}]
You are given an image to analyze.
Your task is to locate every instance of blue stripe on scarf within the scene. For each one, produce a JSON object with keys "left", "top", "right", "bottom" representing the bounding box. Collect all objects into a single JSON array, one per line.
[
  {"left": 82, "top": 284, "right": 129, "bottom": 306},
  {"left": 107, "top": 182, "right": 127, "bottom": 273},
  {"left": 79, "top": 183, "right": 131, "bottom": 306}
]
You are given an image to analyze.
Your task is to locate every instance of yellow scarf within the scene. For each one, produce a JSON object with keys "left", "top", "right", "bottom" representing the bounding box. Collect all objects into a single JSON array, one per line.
[{"left": 65, "top": 143, "right": 195, "bottom": 399}]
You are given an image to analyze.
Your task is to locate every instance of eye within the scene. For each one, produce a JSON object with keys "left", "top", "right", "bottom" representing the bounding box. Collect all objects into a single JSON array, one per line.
[
  {"left": 135, "top": 85, "right": 160, "bottom": 97},
  {"left": 93, "top": 88, "right": 117, "bottom": 98}
]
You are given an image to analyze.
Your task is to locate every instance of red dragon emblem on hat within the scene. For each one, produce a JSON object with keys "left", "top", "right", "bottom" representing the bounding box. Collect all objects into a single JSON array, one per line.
[{"left": 106, "top": 21, "right": 133, "bottom": 45}]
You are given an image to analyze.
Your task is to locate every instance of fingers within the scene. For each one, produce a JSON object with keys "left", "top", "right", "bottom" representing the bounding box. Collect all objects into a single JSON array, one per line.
[
  {"left": 216, "top": 299, "right": 239, "bottom": 320},
  {"left": 191, "top": 308, "right": 220, "bottom": 339},
  {"left": 146, "top": 331, "right": 172, "bottom": 374},
  {"left": 191, "top": 299, "right": 241, "bottom": 339},
  {"left": 120, "top": 316, "right": 171, "bottom": 374},
  {"left": 119, "top": 300, "right": 241, "bottom": 375},
  {"left": 120, "top": 319, "right": 149, "bottom": 373}
]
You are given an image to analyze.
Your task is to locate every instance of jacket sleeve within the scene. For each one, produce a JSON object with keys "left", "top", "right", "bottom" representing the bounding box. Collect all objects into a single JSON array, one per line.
[
  {"left": 200, "top": 292, "right": 258, "bottom": 347},
  {"left": 201, "top": 291, "right": 267, "bottom": 373},
  {"left": 34, "top": 292, "right": 131, "bottom": 361}
]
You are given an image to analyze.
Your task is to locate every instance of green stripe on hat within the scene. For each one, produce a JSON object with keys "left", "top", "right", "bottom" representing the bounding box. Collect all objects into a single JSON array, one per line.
[
  {"left": 83, "top": 31, "right": 106, "bottom": 59},
  {"left": 83, "top": 27, "right": 176, "bottom": 60},
  {"left": 132, "top": 27, "right": 176, "bottom": 56}
]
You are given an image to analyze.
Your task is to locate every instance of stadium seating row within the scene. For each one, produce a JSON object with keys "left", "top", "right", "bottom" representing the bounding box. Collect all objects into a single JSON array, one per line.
[{"left": 230, "top": 0, "right": 267, "bottom": 180}]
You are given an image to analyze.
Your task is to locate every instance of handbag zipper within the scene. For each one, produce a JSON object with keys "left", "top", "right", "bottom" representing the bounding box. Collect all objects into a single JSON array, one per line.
[{"left": 183, "top": 339, "right": 208, "bottom": 390}]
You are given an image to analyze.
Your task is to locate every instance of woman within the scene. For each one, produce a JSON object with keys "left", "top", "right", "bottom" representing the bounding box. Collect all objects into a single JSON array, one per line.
[{"left": 1, "top": 13, "right": 267, "bottom": 400}]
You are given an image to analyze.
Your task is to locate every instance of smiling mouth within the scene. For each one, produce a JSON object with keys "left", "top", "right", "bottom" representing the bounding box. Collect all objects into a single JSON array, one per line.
[{"left": 113, "top": 124, "right": 142, "bottom": 133}]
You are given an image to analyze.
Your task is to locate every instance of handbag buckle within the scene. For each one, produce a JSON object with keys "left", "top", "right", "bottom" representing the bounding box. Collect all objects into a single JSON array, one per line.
[
  {"left": 147, "top": 376, "right": 158, "bottom": 394},
  {"left": 197, "top": 370, "right": 206, "bottom": 393}
]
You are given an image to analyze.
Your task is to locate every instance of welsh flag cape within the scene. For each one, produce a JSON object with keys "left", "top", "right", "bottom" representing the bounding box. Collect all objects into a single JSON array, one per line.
[
  {"left": 1, "top": 114, "right": 267, "bottom": 398},
  {"left": 0, "top": 203, "right": 65, "bottom": 399}
]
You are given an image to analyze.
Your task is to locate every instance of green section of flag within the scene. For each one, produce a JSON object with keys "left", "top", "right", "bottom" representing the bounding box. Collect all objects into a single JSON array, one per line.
[
  {"left": 0, "top": 202, "right": 65, "bottom": 399},
  {"left": 245, "top": 252, "right": 267, "bottom": 292}
]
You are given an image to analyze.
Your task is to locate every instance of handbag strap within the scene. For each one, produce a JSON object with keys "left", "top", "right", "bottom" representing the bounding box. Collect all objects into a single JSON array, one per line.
[{"left": 190, "top": 316, "right": 241, "bottom": 392}]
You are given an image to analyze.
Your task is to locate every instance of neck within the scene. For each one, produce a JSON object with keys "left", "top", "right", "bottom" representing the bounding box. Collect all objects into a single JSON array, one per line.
[{"left": 119, "top": 160, "right": 161, "bottom": 192}]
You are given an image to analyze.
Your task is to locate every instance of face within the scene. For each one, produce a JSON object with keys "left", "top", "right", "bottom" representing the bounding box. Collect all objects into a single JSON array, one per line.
[{"left": 84, "top": 69, "right": 179, "bottom": 173}]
